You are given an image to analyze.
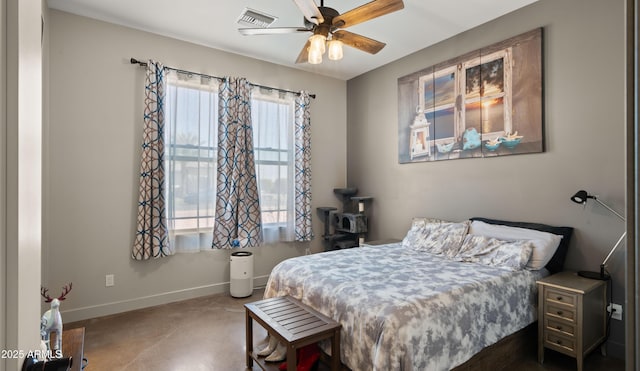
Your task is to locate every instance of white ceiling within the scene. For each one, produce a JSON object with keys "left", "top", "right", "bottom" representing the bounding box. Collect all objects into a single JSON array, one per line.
[{"left": 47, "top": 0, "right": 538, "bottom": 80}]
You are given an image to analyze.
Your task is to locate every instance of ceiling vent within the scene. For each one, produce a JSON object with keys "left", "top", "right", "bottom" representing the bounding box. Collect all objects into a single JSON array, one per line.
[{"left": 237, "top": 8, "right": 277, "bottom": 28}]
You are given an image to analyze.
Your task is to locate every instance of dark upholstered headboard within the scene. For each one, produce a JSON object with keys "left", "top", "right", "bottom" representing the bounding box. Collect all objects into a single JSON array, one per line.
[{"left": 470, "top": 217, "right": 574, "bottom": 274}]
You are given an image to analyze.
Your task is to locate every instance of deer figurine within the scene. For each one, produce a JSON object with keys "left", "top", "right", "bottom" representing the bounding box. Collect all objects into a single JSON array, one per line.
[{"left": 40, "top": 283, "right": 72, "bottom": 352}]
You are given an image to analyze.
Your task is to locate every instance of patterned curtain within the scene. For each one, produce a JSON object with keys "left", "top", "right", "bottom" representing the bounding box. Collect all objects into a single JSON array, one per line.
[
  {"left": 212, "top": 77, "right": 262, "bottom": 249},
  {"left": 132, "top": 60, "right": 173, "bottom": 259},
  {"left": 294, "top": 92, "right": 314, "bottom": 241}
]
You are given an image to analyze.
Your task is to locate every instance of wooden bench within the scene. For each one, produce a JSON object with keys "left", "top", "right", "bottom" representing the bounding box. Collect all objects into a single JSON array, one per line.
[{"left": 245, "top": 296, "right": 341, "bottom": 371}]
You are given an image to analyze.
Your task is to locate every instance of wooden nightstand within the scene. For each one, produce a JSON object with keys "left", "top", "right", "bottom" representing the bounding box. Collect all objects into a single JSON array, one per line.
[{"left": 537, "top": 271, "right": 607, "bottom": 371}]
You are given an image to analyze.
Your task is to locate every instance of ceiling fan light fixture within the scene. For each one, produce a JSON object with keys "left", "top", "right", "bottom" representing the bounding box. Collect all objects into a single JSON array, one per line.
[
  {"left": 327, "top": 39, "right": 343, "bottom": 61},
  {"left": 243, "top": 0, "right": 404, "bottom": 65},
  {"left": 308, "top": 47, "right": 323, "bottom": 64},
  {"left": 309, "top": 34, "right": 326, "bottom": 55}
]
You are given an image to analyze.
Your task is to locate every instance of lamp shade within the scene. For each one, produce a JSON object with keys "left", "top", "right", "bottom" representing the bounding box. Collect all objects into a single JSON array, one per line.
[
  {"left": 571, "top": 190, "right": 589, "bottom": 204},
  {"left": 308, "top": 47, "right": 322, "bottom": 64},
  {"left": 327, "top": 39, "right": 343, "bottom": 61},
  {"left": 309, "top": 34, "right": 326, "bottom": 55}
]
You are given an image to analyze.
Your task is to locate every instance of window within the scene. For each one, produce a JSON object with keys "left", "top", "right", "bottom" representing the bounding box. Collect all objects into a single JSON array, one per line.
[
  {"left": 166, "top": 73, "right": 218, "bottom": 251},
  {"left": 166, "top": 74, "right": 295, "bottom": 251},
  {"left": 252, "top": 90, "right": 295, "bottom": 242}
]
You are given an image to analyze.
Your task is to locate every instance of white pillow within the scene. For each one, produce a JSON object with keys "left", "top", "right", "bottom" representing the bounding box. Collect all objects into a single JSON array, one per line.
[
  {"left": 468, "top": 220, "right": 563, "bottom": 270},
  {"left": 455, "top": 235, "right": 534, "bottom": 271}
]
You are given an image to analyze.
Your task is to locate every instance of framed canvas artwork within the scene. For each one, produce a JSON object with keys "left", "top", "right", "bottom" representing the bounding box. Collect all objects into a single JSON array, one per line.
[{"left": 398, "top": 28, "right": 543, "bottom": 163}]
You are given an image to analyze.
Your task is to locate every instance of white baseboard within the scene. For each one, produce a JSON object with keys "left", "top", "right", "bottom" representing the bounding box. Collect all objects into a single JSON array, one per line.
[{"left": 62, "top": 275, "right": 270, "bottom": 323}]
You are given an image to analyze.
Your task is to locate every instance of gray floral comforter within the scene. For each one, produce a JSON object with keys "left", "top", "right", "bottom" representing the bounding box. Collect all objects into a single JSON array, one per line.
[{"left": 264, "top": 243, "right": 547, "bottom": 371}]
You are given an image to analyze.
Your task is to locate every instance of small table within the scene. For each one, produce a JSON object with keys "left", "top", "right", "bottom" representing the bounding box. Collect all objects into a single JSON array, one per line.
[
  {"left": 49, "top": 327, "right": 84, "bottom": 371},
  {"left": 537, "top": 272, "right": 606, "bottom": 371},
  {"left": 62, "top": 327, "right": 85, "bottom": 371},
  {"left": 245, "top": 296, "right": 341, "bottom": 371}
]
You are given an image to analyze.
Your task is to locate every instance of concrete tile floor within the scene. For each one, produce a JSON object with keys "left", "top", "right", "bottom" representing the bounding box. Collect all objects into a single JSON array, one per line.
[{"left": 66, "top": 289, "right": 624, "bottom": 371}]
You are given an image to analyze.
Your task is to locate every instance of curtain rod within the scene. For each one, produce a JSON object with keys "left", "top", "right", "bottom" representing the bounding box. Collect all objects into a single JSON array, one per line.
[{"left": 130, "top": 58, "right": 316, "bottom": 99}]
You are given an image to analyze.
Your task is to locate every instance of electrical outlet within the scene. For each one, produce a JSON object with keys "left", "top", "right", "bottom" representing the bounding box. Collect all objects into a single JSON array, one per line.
[
  {"left": 105, "top": 274, "right": 115, "bottom": 287},
  {"left": 607, "top": 303, "right": 623, "bottom": 320}
]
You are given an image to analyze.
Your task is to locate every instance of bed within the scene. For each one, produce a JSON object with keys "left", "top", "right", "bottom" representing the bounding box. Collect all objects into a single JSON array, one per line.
[{"left": 263, "top": 217, "right": 573, "bottom": 371}]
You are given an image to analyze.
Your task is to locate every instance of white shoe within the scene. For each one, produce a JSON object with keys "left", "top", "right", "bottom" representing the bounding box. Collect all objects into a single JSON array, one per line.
[
  {"left": 257, "top": 336, "right": 279, "bottom": 357},
  {"left": 265, "top": 342, "right": 287, "bottom": 362}
]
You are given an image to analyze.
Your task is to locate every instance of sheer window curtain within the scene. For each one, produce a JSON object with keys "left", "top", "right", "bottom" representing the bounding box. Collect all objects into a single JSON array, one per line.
[
  {"left": 132, "top": 60, "right": 173, "bottom": 259},
  {"left": 252, "top": 89, "right": 296, "bottom": 243},
  {"left": 212, "top": 77, "right": 262, "bottom": 249},
  {"left": 166, "top": 72, "right": 218, "bottom": 252}
]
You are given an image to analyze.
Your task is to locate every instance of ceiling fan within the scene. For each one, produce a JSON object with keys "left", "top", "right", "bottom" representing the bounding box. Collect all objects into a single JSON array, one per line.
[{"left": 238, "top": 0, "right": 405, "bottom": 64}]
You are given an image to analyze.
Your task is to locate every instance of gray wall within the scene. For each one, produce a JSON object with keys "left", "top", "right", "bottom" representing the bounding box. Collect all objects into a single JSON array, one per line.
[
  {"left": 45, "top": 10, "right": 347, "bottom": 322},
  {"left": 346, "top": 0, "right": 626, "bottom": 358}
]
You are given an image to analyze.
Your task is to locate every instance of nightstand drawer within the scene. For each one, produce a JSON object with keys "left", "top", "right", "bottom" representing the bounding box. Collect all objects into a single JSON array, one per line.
[
  {"left": 545, "top": 317, "right": 576, "bottom": 337},
  {"left": 545, "top": 289, "right": 577, "bottom": 307},
  {"left": 545, "top": 332, "right": 576, "bottom": 355},
  {"left": 546, "top": 303, "right": 576, "bottom": 322}
]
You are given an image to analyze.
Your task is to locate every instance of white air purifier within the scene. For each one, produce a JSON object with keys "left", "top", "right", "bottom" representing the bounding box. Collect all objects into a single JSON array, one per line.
[{"left": 230, "top": 251, "right": 254, "bottom": 298}]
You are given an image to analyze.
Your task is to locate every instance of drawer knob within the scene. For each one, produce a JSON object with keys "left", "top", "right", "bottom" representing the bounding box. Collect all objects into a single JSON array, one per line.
[
  {"left": 557, "top": 311, "right": 563, "bottom": 315},
  {"left": 556, "top": 340, "right": 563, "bottom": 345},
  {"left": 556, "top": 326, "right": 563, "bottom": 330},
  {"left": 556, "top": 296, "right": 563, "bottom": 301}
]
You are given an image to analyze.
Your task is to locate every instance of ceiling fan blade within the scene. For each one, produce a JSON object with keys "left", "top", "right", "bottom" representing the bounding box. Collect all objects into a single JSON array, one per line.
[
  {"left": 292, "top": 0, "right": 324, "bottom": 25},
  {"left": 238, "top": 27, "right": 309, "bottom": 36},
  {"left": 332, "top": 30, "right": 386, "bottom": 54},
  {"left": 333, "top": 0, "right": 404, "bottom": 29},
  {"left": 296, "top": 40, "right": 311, "bottom": 64}
]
